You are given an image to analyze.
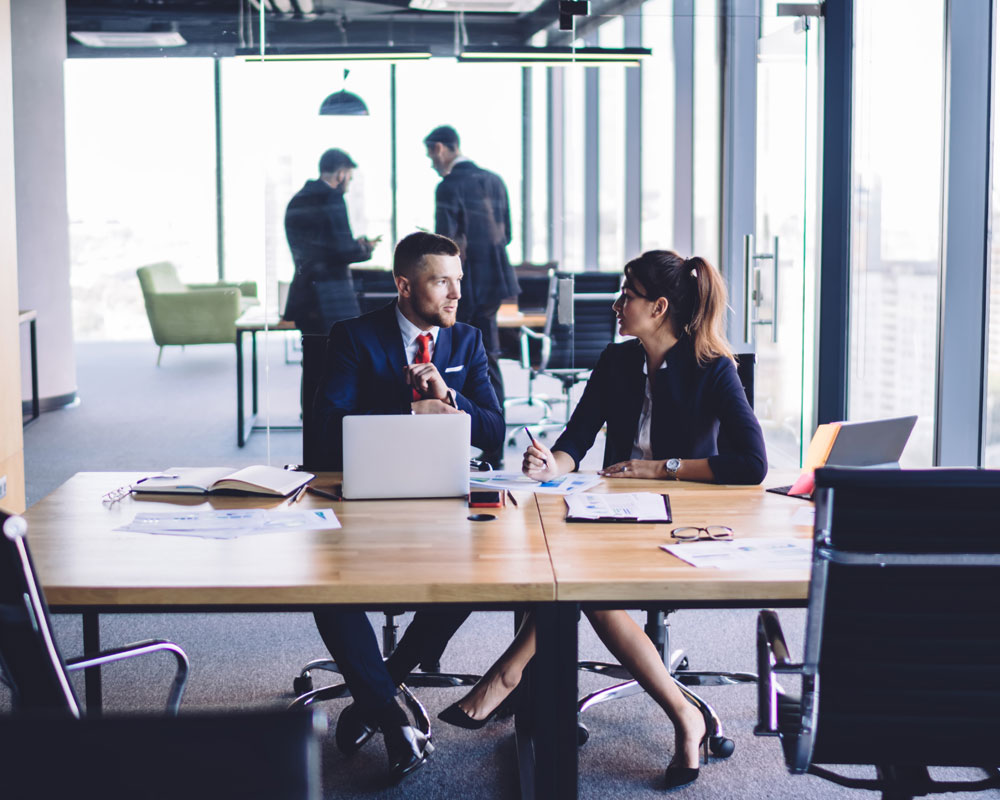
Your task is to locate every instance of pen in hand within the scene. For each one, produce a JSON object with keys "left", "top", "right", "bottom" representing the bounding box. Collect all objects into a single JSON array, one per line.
[{"left": 523, "top": 426, "right": 548, "bottom": 468}]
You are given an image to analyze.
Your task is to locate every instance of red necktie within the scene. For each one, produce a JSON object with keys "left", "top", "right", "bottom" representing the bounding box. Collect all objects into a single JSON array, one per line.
[{"left": 412, "top": 332, "right": 432, "bottom": 400}]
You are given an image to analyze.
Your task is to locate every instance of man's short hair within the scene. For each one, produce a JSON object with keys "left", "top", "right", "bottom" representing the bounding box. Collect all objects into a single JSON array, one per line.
[
  {"left": 393, "top": 231, "right": 460, "bottom": 278},
  {"left": 423, "top": 125, "right": 460, "bottom": 151},
  {"left": 318, "top": 148, "right": 357, "bottom": 174}
]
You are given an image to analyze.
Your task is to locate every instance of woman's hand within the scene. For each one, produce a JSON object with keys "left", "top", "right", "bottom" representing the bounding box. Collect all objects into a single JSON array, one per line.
[
  {"left": 522, "top": 440, "right": 558, "bottom": 482},
  {"left": 599, "top": 459, "right": 664, "bottom": 479}
]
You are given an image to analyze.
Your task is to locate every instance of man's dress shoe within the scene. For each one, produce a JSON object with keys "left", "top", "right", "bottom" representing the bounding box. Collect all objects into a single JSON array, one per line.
[
  {"left": 382, "top": 719, "right": 433, "bottom": 782},
  {"left": 335, "top": 702, "right": 377, "bottom": 755}
]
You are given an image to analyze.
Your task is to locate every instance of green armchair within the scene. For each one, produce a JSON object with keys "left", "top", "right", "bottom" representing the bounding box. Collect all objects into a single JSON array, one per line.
[{"left": 136, "top": 262, "right": 259, "bottom": 365}]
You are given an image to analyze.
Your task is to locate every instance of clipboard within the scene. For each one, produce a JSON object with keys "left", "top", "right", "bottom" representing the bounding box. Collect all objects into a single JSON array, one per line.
[{"left": 565, "top": 493, "right": 672, "bottom": 523}]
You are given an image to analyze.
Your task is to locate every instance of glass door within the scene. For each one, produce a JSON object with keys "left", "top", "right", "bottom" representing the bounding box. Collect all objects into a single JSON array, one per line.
[{"left": 748, "top": 12, "right": 820, "bottom": 470}]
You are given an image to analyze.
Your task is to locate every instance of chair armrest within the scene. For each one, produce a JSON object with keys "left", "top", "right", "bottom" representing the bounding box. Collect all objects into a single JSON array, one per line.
[
  {"left": 756, "top": 610, "right": 803, "bottom": 735},
  {"left": 187, "top": 280, "right": 258, "bottom": 299},
  {"left": 519, "top": 325, "right": 551, "bottom": 371},
  {"left": 65, "top": 639, "right": 190, "bottom": 715}
]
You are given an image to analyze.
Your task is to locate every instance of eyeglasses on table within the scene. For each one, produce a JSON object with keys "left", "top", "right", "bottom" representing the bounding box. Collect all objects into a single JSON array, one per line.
[{"left": 670, "top": 525, "right": 734, "bottom": 542}]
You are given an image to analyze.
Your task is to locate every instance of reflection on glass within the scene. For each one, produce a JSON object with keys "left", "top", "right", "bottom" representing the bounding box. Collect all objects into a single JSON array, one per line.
[
  {"left": 394, "top": 61, "right": 523, "bottom": 264},
  {"left": 598, "top": 18, "right": 626, "bottom": 270},
  {"left": 641, "top": 0, "right": 675, "bottom": 255},
  {"left": 528, "top": 65, "right": 550, "bottom": 264},
  {"left": 562, "top": 60, "right": 586, "bottom": 270},
  {"left": 66, "top": 59, "right": 217, "bottom": 340},
  {"left": 692, "top": 6, "right": 720, "bottom": 267},
  {"left": 848, "top": 0, "right": 944, "bottom": 466},
  {"left": 986, "top": 11, "right": 1000, "bottom": 466},
  {"left": 223, "top": 61, "right": 392, "bottom": 314}
]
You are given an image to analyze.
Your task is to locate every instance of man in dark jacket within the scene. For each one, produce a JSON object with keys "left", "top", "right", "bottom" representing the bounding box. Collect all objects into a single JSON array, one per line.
[
  {"left": 424, "top": 126, "right": 518, "bottom": 466},
  {"left": 283, "top": 148, "right": 379, "bottom": 334}
]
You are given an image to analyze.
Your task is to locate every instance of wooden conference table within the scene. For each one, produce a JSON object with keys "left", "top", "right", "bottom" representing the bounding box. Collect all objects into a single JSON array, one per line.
[{"left": 24, "top": 472, "right": 812, "bottom": 799}]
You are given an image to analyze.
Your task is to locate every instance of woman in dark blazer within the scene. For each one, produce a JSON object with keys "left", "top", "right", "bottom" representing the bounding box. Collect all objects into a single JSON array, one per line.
[{"left": 438, "top": 250, "right": 767, "bottom": 790}]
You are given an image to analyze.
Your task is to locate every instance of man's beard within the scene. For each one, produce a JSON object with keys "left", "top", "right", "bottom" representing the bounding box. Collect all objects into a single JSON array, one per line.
[{"left": 413, "top": 299, "right": 456, "bottom": 329}]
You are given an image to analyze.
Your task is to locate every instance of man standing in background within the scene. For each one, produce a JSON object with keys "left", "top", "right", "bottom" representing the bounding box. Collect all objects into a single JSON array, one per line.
[
  {"left": 424, "top": 125, "right": 518, "bottom": 467},
  {"left": 283, "top": 148, "right": 379, "bottom": 334}
]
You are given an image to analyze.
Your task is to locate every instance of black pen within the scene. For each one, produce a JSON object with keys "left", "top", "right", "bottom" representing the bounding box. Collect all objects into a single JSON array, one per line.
[
  {"left": 306, "top": 485, "right": 342, "bottom": 501},
  {"left": 507, "top": 490, "right": 518, "bottom": 507},
  {"left": 523, "top": 426, "right": 549, "bottom": 468}
]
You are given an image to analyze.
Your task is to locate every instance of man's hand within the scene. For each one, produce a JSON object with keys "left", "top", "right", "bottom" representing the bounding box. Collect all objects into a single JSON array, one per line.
[
  {"left": 598, "top": 460, "right": 664, "bottom": 479},
  {"left": 411, "top": 398, "right": 463, "bottom": 414},
  {"left": 404, "top": 362, "right": 450, "bottom": 401}
]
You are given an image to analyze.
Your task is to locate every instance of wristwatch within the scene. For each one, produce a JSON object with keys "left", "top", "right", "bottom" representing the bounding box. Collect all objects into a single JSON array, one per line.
[{"left": 663, "top": 458, "right": 682, "bottom": 480}]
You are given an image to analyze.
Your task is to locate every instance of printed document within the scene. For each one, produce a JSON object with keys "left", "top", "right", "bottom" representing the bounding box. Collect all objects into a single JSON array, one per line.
[
  {"left": 469, "top": 471, "right": 601, "bottom": 495},
  {"left": 660, "top": 537, "right": 811, "bottom": 570},
  {"left": 118, "top": 508, "right": 341, "bottom": 539}
]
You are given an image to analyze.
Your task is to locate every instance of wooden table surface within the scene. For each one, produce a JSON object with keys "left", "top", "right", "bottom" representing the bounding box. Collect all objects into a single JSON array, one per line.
[
  {"left": 25, "top": 473, "right": 552, "bottom": 608},
  {"left": 539, "top": 477, "right": 813, "bottom": 604}
]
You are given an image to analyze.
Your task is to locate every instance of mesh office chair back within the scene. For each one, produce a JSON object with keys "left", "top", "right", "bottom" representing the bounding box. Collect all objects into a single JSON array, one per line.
[
  {"left": 800, "top": 468, "right": 1000, "bottom": 769},
  {"left": 0, "top": 511, "right": 81, "bottom": 716}
]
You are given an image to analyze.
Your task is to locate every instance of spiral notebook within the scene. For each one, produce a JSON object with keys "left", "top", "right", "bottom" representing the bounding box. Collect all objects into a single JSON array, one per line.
[{"left": 565, "top": 493, "right": 672, "bottom": 523}]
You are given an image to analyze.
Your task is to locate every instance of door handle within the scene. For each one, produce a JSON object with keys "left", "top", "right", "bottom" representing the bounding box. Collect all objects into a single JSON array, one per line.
[{"left": 743, "top": 235, "right": 780, "bottom": 344}]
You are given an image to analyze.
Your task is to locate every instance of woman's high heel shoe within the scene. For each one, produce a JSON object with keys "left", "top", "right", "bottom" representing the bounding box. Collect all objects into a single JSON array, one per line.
[
  {"left": 663, "top": 698, "right": 715, "bottom": 790},
  {"left": 437, "top": 693, "right": 517, "bottom": 730}
]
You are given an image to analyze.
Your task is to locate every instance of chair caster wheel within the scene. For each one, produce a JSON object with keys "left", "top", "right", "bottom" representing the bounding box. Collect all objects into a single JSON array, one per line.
[
  {"left": 293, "top": 674, "right": 313, "bottom": 695},
  {"left": 577, "top": 723, "right": 590, "bottom": 746},
  {"left": 709, "top": 735, "right": 735, "bottom": 758}
]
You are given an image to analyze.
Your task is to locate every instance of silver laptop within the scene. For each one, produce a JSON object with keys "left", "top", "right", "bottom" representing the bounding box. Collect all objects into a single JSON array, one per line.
[
  {"left": 826, "top": 415, "right": 918, "bottom": 468},
  {"left": 342, "top": 414, "right": 471, "bottom": 500},
  {"left": 768, "top": 415, "right": 918, "bottom": 497}
]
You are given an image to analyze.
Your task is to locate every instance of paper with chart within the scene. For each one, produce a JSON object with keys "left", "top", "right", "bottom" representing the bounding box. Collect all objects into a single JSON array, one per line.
[
  {"left": 565, "top": 492, "right": 671, "bottom": 522},
  {"left": 660, "top": 537, "right": 811, "bottom": 570},
  {"left": 118, "top": 508, "right": 341, "bottom": 539},
  {"left": 469, "top": 471, "right": 602, "bottom": 495}
]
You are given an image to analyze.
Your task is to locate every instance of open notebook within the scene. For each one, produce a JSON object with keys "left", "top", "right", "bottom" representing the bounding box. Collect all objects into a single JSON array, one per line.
[{"left": 131, "top": 466, "right": 313, "bottom": 497}]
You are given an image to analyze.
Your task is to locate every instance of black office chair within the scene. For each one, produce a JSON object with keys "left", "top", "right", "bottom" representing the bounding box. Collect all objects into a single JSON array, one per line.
[
  {"left": 0, "top": 709, "right": 325, "bottom": 800},
  {"left": 351, "top": 267, "right": 397, "bottom": 315},
  {"left": 575, "top": 353, "right": 758, "bottom": 754},
  {"left": 756, "top": 467, "right": 1000, "bottom": 800},
  {"left": 291, "top": 334, "right": 480, "bottom": 704},
  {"left": 0, "top": 510, "right": 190, "bottom": 716},
  {"left": 506, "top": 270, "right": 619, "bottom": 442}
]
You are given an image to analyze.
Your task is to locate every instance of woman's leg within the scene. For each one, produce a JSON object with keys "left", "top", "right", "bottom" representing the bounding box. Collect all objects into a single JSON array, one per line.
[
  {"left": 453, "top": 612, "right": 537, "bottom": 720},
  {"left": 585, "top": 609, "right": 706, "bottom": 768}
]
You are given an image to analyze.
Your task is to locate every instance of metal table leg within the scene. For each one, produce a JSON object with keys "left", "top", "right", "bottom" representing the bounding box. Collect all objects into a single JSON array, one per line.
[{"left": 82, "top": 611, "right": 102, "bottom": 716}]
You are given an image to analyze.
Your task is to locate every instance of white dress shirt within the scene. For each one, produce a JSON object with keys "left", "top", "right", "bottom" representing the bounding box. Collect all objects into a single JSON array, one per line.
[
  {"left": 395, "top": 305, "right": 439, "bottom": 365},
  {"left": 630, "top": 356, "right": 668, "bottom": 461}
]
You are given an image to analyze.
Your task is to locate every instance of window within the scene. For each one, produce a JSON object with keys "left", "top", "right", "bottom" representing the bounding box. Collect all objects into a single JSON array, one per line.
[{"left": 847, "top": 0, "right": 945, "bottom": 466}]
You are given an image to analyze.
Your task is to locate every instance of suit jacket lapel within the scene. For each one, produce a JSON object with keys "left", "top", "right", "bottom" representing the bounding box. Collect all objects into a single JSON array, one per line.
[
  {"left": 374, "top": 302, "right": 410, "bottom": 406},
  {"left": 432, "top": 326, "right": 453, "bottom": 375}
]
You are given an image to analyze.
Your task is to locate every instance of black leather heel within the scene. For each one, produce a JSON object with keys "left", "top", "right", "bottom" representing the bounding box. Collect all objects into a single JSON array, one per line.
[
  {"left": 437, "top": 693, "right": 515, "bottom": 730},
  {"left": 663, "top": 698, "right": 715, "bottom": 790}
]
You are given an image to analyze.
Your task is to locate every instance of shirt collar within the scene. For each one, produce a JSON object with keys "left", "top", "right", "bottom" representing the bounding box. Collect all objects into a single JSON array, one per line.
[{"left": 395, "top": 303, "right": 440, "bottom": 347}]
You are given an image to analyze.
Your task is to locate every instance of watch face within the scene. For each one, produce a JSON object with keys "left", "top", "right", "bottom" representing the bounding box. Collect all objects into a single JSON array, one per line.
[{"left": 666, "top": 458, "right": 682, "bottom": 472}]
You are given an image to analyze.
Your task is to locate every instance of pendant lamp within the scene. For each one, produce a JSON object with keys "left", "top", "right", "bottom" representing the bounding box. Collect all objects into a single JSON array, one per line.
[{"left": 319, "top": 69, "right": 369, "bottom": 116}]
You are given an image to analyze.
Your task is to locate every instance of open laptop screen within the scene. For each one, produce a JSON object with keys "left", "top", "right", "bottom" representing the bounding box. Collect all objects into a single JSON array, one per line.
[{"left": 342, "top": 414, "right": 471, "bottom": 500}]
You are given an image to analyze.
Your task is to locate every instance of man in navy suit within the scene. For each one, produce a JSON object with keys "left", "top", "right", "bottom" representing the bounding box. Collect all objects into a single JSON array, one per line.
[
  {"left": 284, "top": 148, "right": 379, "bottom": 334},
  {"left": 424, "top": 125, "right": 519, "bottom": 466},
  {"left": 312, "top": 231, "right": 503, "bottom": 782}
]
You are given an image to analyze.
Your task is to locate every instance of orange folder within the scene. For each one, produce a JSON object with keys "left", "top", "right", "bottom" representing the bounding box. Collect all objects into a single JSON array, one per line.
[{"left": 788, "top": 422, "right": 842, "bottom": 496}]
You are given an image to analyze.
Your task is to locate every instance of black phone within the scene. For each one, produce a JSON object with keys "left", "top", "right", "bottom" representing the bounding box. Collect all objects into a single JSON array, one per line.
[{"left": 468, "top": 490, "right": 503, "bottom": 508}]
